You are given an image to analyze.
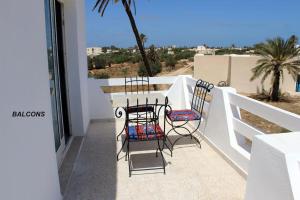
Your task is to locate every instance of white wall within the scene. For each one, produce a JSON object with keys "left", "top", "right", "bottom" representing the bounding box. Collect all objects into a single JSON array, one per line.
[
  {"left": 0, "top": 0, "right": 61, "bottom": 199},
  {"left": 87, "top": 76, "right": 182, "bottom": 120},
  {"left": 245, "top": 133, "right": 300, "bottom": 200}
]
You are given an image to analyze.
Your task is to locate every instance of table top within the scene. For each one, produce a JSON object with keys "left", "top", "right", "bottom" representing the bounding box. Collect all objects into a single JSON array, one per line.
[{"left": 112, "top": 93, "right": 168, "bottom": 108}]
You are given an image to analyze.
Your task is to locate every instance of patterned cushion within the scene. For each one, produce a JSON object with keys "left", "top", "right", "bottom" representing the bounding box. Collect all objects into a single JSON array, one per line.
[
  {"left": 167, "top": 109, "right": 201, "bottom": 122},
  {"left": 126, "top": 124, "right": 164, "bottom": 140}
]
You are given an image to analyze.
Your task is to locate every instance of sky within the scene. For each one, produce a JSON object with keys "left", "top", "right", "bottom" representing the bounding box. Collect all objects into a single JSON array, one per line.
[{"left": 85, "top": 0, "right": 300, "bottom": 48}]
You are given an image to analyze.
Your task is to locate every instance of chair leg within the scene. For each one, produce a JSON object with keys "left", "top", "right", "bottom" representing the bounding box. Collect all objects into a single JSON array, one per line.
[
  {"left": 191, "top": 135, "right": 202, "bottom": 149},
  {"left": 116, "top": 123, "right": 126, "bottom": 141},
  {"left": 127, "top": 141, "right": 131, "bottom": 177},
  {"left": 157, "top": 139, "right": 166, "bottom": 174},
  {"left": 164, "top": 140, "right": 173, "bottom": 157},
  {"left": 117, "top": 138, "right": 127, "bottom": 161}
]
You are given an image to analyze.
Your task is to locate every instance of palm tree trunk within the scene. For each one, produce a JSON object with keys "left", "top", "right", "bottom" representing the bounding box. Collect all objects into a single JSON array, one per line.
[
  {"left": 271, "top": 66, "right": 280, "bottom": 101},
  {"left": 121, "top": 0, "right": 153, "bottom": 77}
]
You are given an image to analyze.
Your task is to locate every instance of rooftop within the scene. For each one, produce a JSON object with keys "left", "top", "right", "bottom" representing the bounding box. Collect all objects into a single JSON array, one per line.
[
  {"left": 61, "top": 75, "right": 300, "bottom": 200},
  {"left": 63, "top": 119, "right": 245, "bottom": 200}
]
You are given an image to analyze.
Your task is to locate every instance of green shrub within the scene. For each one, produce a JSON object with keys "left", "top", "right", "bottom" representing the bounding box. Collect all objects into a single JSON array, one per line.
[
  {"left": 129, "top": 53, "right": 142, "bottom": 63},
  {"left": 165, "top": 56, "right": 177, "bottom": 69},
  {"left": 94, "top": 56, "right": 107, "bottom": 69},
  {"left": 174, "top": 50, "right": 196, "bottom": 60},
  {"left": 93, "top": 72, "right": 110, "bottom": 79},
  {"left": 215, "top": 48, "right": 248, "bottom": 55},
  {"left": 87, "top": 56, "right": 94, "bottom": 70},
  {"left": 138, "top": 62, "right": 162, "bottom": 76}
]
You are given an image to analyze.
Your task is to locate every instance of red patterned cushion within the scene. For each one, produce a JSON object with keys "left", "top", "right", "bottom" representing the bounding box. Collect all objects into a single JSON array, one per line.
[
  {"left": 126, "top": 124, "right": 164, "bottom": 140},
  {"left": 167, "top": 109, "right": 201, "bottom": 122}
]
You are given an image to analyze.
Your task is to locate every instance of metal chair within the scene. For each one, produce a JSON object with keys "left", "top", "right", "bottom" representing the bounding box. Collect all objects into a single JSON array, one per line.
[
  {"left": 116, "top": 76, "right": 150, "bottom": 141},
  {"left": 166, "top": 79, "right": 214, "bottom": 148},
  {"left": 116, "top": 97, "right": 171, "bottom": 177},
  {"left": 125, "top": 76, "right": 150, "bottom": 94}
]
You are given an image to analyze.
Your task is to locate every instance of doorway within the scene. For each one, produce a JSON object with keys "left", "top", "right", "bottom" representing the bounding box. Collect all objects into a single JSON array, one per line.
[{"left": 44, "top": 0, "right": 71, "bottom": 165}]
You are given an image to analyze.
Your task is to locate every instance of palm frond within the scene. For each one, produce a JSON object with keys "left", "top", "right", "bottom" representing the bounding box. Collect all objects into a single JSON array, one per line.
[
  {"left": 260, "top": 68, "right": 273, "bottom": 84},
  {"left": 93, "top": 0, "right": 136, "bottom": 16},
  {"left": 93, "top": 0, "right": 110, "bottom": 16}
]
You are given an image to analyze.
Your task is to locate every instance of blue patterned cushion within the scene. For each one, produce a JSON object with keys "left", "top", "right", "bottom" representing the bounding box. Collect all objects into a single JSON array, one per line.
[
  {"left": 126, "top": 124, "right": 164, "bottom": 140},
  {"left": 167, "top": 109, "right": 201, "bottom": 122}
]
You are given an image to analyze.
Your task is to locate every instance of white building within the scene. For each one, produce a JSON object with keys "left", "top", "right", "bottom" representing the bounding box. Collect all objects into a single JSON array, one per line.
[
  {"left": 167, "top": 48, "right": 174, "bottom": 55},
  {"left": 1, "top": 1, "right": 300, "bottom": 200},
  {"left": 87, "top": 47, "right": 103, "bottom": 56},
  {"left": 197, "top": 45, "right": 216, "bottom": 55}
]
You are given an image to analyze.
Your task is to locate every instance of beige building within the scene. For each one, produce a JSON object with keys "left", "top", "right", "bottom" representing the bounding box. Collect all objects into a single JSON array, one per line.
[
  {"left": 87, "top": 47, "right": 103, "bottom": 56},
  {"left": 194, "top": 54, "right": 300, "bottom": 94}
]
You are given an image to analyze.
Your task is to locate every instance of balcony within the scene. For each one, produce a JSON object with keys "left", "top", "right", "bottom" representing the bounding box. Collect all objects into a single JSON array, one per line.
[{"left": 62, "top": 75, "right": 300, "bottom": 200}]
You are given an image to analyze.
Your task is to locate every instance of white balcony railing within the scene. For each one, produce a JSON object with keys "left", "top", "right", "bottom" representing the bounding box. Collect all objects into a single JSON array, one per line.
[{"left": 87, "top": 75, "right": 300, "bottom": 200}]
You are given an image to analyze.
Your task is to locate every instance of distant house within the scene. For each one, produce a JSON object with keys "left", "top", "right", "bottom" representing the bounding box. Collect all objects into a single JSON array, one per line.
[
  {"left": 87, "top": 47, "right": 103, "bottom": 56},
  {"left": 167, "top": 48, "right": 174, "bottom": 55},
  {"left": 196, "top": 45, "right": 215, "bottom": 55}
]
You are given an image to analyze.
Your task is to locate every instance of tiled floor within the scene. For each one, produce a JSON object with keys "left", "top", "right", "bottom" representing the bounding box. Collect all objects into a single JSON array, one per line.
[{"left": 63, "top": 120, "right": 246, "bottom": 200}]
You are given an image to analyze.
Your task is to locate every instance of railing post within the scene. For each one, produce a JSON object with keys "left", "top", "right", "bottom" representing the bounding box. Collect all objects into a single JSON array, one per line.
[
  {"left": 245, "top": 133, "right": 300, "bottom": 200},
  {"left": 203, "top": 87, "right": 249, "bottom": 175}
]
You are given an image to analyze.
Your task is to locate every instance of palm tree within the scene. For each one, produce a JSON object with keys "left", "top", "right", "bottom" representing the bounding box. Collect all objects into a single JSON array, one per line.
[
  {"left": 140, "top": 33, "right": 147, "bottom": 47},
  {"left": 251, "top": 35, "right": 300, "bottom": 101},
  {"left": 93, "top": 0, "right": 153, "bottom": 76}
]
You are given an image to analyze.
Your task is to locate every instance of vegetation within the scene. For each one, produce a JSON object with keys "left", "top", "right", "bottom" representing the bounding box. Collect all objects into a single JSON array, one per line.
[
  {"left": 87, "top": 45, "right": 196, "bottom": 70},
  {"left": 94, "top": 0, "right": 153, "bottom": 76},
  {"left": 138, "top": 62, "right": 161, "bottom": 76},
  {"left": 93, "top": 72, "right": 110, "bottom": 79},
  {"left": 87, "top": 56, "right": 107, "bottom": 69},
  {"left": 174, "top": 50, "right": 196, "bottom": 60},
  {"left": 88, "top": 51, "right": 142, "bottom": 69},
  {"left": 251, "top": 35, "right": 300, "bottom": 101},
  {"left": 138, "top": 45, "right": 161, "bottom": 76},
  {"left": 215, "top": 48, "right": 250, "bottom": 55},
  {"left": 165, "top": 56, "right": 177, "bottom": 69}
]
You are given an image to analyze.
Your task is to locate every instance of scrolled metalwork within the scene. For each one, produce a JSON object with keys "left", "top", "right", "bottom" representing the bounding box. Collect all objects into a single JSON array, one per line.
[{"left": 115, "top": 106, "right": 125, "bottom": 119}]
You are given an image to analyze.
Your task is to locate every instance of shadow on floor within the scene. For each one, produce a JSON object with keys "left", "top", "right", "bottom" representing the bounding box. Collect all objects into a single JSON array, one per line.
[
  {"left": 63, "top": 121, "right": 117, "bottom": 200},
  {"left": 118, "top": 134, "right": 199, "bottom": 153}
]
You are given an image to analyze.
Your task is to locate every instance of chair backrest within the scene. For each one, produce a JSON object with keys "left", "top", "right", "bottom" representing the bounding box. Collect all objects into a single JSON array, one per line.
[
  {"left": 191, "top": 79, "right": 214, "bottom": 115},
  {"left": 125, "top": 97, "right": 169, "bottom": 137},
  {"left": 125, "top": 77, "right": 150, "bottom": 94}
]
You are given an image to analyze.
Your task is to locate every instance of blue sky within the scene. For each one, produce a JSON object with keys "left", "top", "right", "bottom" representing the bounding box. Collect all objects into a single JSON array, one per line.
[{"left": 85, "top": 0, "right": 300, "bottom": 48}]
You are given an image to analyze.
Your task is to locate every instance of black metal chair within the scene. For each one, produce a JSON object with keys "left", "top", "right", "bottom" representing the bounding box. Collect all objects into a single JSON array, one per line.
[
  {"left": 166, "top": 79, "right": 214, "bottom": 148},
  {"left": 116, "top": 97, "right": 172, "bottom": 177},
  {"left": 125, "top": 76, "right": 150, "bottom": 94},
  {"left": 116, "top": 77, "right": 150, "bottom": 141}
]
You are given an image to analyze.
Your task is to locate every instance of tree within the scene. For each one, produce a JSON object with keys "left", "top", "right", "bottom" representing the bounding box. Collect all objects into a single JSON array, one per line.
[
  {"left": 93, "top": 0, "right": 153, "bottom": 76},
  {"left": 147, "top": 45, "right": 159, "bottom": 64},
  {"left": 250, "top": 35, "right": 300, "bottom": 101},
  {"left": 139, "top": 45, "right": 161, "bottom": 76},
  {"left": 140, "top": 33, "right": 147, "bottom": 47}
]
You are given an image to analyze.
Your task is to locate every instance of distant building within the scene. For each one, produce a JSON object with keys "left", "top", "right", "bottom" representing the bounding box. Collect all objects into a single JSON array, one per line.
[
  {"left": 87, "top": 47, "right": 103, "bottom": 56},
  {"left": 167, "top": 48, "right": 174, "bottom": 55},
  {"left": 196, "top": 45, "right": 215, "bottom": 55}
]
